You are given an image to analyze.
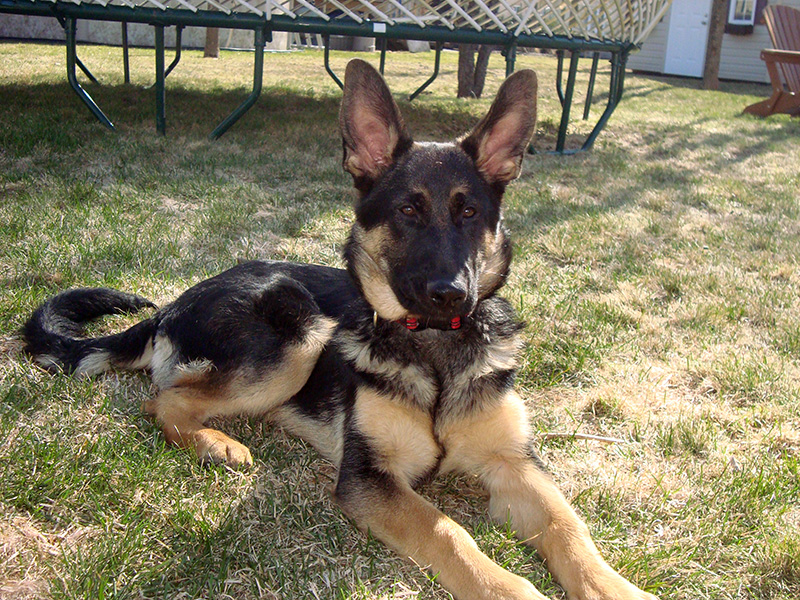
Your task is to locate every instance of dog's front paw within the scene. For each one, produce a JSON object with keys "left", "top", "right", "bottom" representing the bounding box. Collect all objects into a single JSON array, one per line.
[
  {"left": 193, "top": 428, "right": 254, "bottom": 468},
  {"left": 571, "top": 568, "right": 657, "bottom": 600},
  {"left": 478, "top": 568, "right": 548, "bottom": 600}
]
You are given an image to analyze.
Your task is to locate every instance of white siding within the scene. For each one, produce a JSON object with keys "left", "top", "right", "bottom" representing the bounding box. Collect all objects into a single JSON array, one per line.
[
  {"left": 719, "top": 27, "right": 772, "bottom": 83},
  {"left": 628, "top": 9, "right": 670, "bottom": 73},
  {"left": 626, "top": 0, "right": 800, "bottom": 82},
  {"left": 0, "top": 15, "right": 289, "bottom": 50},
  {"left": 0, "top": 14, "right": 64, "bottom": 41}
]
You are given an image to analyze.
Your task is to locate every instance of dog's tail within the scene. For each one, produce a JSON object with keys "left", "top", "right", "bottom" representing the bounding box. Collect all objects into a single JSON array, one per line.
[{"left": 22, "top": 288, "right": 159, "bottom": 376}]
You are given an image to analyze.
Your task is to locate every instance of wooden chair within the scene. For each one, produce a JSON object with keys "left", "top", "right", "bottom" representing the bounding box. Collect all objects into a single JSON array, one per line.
[{"left": 745, "top": 4, "right": 800, "bottom": 117}]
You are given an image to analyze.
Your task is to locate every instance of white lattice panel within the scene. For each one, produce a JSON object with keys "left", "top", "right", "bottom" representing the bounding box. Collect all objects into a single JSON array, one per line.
[{"left": 32, "top": 0, "right": 673, "bottom": 43}]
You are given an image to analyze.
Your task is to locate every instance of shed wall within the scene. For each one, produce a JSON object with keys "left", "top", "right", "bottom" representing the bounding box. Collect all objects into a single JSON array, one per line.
[{"left": 628, "top": 0, "right": 800, "bottom": 83}]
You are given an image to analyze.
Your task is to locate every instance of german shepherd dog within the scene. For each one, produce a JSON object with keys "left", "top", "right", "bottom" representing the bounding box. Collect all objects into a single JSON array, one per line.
[{"left": 23, "top": 60, "right": 656, "bottom": 600}]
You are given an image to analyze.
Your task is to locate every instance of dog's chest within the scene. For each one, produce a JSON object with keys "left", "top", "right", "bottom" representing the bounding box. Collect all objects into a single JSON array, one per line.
[
  {"left": 338, "top": 313, "right": 522, "bottom": 484},
  {"left": 339, "top": 324, "right": 520, "bottom": 411}
]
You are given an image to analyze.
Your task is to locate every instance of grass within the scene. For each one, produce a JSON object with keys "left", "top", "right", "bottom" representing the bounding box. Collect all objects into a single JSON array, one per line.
[{"left": 1, "top": 40, "right": 799, "bottom": 600}]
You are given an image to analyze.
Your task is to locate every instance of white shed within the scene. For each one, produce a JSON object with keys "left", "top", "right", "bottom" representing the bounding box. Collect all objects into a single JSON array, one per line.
[{"left": 627, "top": 0, "right": 800, "bottom": 83}]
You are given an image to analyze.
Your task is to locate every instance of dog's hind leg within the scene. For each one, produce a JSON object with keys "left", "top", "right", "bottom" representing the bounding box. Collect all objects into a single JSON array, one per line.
[
  {"left": 142, "top": 277, "right": 338, "bottom": 469},
  {"left": 143, "top": 322, "right": 335, "bottom": 469},
  {"left": 143, "top": 387, "right": 254, "bottom": 468},
  {"left": 439, "top": 391, "right": 658, "bottom": 600}
]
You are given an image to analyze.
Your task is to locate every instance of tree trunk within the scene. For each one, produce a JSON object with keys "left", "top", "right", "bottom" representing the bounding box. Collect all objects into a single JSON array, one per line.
[
  {"left": 702, "top": 0, "right": 728, "bottom": 90},
  {"left": 457, "top": 44, "right": 476, "bottom": 98},
  {"left": 457, "top": 44, "right": 494, "bottom": 98},
  {"left": 472, "top": 45, "right": 492, "bottom": 98},
  {"left": 204, "top": 27, "right": 220, "bottom": 59}
]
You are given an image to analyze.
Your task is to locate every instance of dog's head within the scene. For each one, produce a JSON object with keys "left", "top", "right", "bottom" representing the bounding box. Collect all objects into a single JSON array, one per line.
[{"left": 340, "top": 59, "right": 536, "bottom": 327}]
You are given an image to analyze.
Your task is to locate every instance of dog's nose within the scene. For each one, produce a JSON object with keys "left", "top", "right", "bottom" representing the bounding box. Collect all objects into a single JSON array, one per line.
[{"left": 427, "top": 279, "right": 467, "bottom": 310}]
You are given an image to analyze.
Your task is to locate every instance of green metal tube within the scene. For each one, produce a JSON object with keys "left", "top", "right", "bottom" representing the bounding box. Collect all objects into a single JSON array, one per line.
[
  {"left": 504, "top": 41, "right": 517, "bottom": 77},
  {"left": 323, "top": 34, "right": 344, "bottom": 90},
  {"left": 555, "top": 50, "right": 565, "bottom": 107},
  {"left": 75, "top": 55, "right": 99, "bottom": 84},
  {"left": 408, "top": 41, "right": 442, "bottom": 102},
  {"left": 154, "top": 24, "right": 166, "bottom": 135},
  {"left": 122, "top": 21, "right": 130, "bottom": 84},
  {"left": 64, "top": 17, "right": 115, "bottom": 130},
  {"left": 209, "top": 27, "right": 266, "bottom": 140},
  {"left": 583, "top": 52, "right": 600, "bottom": 120},
  {"left": 164, "top": 25, "right": 183, "bottom": 79},
  {"left": 579, "top": 51, "right": 625, "bottom": 152},
  {"left": 378, "top": 37, "right": 387, "bottom": 75},
  {"left": 615, "top": 52, "right": 628, "bottom": 104},
  {"left": 555, "top": 50, "right": 579, "bottom": 153}
]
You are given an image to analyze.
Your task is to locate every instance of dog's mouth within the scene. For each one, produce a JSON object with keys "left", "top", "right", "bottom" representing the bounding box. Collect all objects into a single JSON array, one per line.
[{"left": 394, "top": 282, "right": 476, "bottom": 330}]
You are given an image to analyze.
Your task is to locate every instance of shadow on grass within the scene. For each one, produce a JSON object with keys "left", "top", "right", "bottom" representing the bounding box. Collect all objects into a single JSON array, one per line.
[
  {"left": 0, "top": 79, "right": 488, "bottom": 148},
  {"left": 627, "top": 71, "right": 771, "bottom": 98},
  {"left": 0, "top": 74, "right": 612, "bottom": 155}
]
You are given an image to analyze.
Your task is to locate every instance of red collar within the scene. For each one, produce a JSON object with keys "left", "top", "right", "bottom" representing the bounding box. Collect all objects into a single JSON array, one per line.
[
  {"left": 400, "top": 316, "right": 462, "bottom": 330},
  {"left": 373, "top": 312, "right": 464, "bottom": 331}
]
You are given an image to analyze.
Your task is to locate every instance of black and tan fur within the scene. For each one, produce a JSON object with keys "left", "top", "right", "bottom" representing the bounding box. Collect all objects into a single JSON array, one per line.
[{"left": 23, "top": 60, "right": 657, "bottom": 600}]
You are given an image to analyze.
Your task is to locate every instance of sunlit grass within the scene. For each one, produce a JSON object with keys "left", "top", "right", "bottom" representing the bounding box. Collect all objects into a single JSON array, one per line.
[{"left": 1, "top": 40, "right": 799, "bottom": 600}]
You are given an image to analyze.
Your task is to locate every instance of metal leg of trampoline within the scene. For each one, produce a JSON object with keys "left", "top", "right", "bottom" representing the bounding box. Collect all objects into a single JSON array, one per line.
[
  {"left": 65, "top": 17, "right": 114, "bottom": 131},
  {"left": 59, "top": 15, "right": 101, "bottom": 85},
  {"left": 378, "top": 36, "right": 387, "bottom": 75},
  {"left": 75, "top": 56, "right": 99, "bottom": 84},
  {"left": 555, "top": 49, "right": 565, "bottom": 106},
  {"left": 209, "top": 27, "right": 266, "bottom": 140},
  {"left": 409, "top": 41, "right": 442, "bottom": 101},
  {"left": 504, "top": 41, "right": 517, "bottom": 77},
  {"left": 323, "top": 34, "right": 344, "bottom": 90},
  {"left": 555, "top": 50, "right": 579, "bottom": 153},
  {"left": 165, "top": 25, "right": 183, "bottom": 79},
  {"left": 579, "top": 51, "right": 627, "bottom": 152},
  {"left": 122, "top": 22, "right": 130, "bottom": 84},
  {"left": 154, "top": 24, "right": 166, "bottom": 135},
  {"left": 583, "top": 52, "right": 600, "bottom": 120},
  {"left": 149, "top": 25, "right": 183, "bottom": 89},
  {"left": 617, "top": 53, "right": 628, "bottom": 103}
]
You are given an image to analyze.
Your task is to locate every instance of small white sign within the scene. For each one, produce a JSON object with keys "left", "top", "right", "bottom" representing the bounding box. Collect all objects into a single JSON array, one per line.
[{"left": 373, "top": 23, "right": 387, "bottom": 33}]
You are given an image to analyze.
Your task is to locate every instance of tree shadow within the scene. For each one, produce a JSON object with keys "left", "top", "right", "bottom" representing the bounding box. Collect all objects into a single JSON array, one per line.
[{"left": 628, "top": 71, "right": 771, "bottom": 98}]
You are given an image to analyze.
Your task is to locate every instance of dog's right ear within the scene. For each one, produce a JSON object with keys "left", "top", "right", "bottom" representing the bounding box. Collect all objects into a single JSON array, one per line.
[{"left": 340, "top": 59, "right": 412, "bottom": 194}]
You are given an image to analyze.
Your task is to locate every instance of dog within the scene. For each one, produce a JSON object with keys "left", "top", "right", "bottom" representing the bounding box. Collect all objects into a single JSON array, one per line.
[{"left": 23, "top": 59, "right": 656, "bottom": 600}]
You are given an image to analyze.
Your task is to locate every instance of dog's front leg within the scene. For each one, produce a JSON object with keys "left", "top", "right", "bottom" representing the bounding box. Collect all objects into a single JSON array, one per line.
[
  {"left": 439, "top": 392, "right": 657, "bottom": 600},
  {"left": 335, "top": 384, "right": 546, "bottom": 600},
  {"left": 335, "top": 464, "right": 545, "bottom": 600}
]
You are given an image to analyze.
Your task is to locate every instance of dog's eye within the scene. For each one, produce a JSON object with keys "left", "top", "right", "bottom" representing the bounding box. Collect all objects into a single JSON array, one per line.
[
  {"left": 463, "top": 207, "right": 476, "bottom": 218},
  {"left": 400, "top": 205, "right": 416, "bottom": 217}
]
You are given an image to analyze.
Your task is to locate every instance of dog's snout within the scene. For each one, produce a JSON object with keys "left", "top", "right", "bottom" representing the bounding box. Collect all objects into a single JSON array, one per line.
[{"left": 427, "top": 279, "right": 468, "bottom": 309}]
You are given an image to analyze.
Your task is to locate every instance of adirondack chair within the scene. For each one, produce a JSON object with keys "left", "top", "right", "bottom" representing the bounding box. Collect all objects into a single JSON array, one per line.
[{"left": 745, "top": 4, "right": 800, "bottom": 117}]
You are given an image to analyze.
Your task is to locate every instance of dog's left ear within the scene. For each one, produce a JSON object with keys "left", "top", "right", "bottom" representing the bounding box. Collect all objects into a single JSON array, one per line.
[
  {"left": 460, "top": 70, "right": 537, "bottom": 186},
  {"left": 340, "top": 59, "right": 413, "bottom": 193}
]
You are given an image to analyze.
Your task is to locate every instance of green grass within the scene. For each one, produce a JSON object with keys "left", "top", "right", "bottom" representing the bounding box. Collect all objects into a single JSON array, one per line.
[{"left": 2, "top": 41, "right": 800, "bottom": 600}]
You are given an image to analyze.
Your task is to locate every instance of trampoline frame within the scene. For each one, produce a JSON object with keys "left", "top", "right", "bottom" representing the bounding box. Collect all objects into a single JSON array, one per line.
[{"left": 0, "top": 0, "right": 644, "bottom": 152}]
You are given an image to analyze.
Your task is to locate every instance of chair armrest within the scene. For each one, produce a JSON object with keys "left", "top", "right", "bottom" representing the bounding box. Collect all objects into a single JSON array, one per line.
[{"left": 761, "top": 48, "right": 800, "bottom": 65}]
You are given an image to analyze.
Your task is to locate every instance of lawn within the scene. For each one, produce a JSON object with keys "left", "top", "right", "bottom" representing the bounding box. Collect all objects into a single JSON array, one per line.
[{"left": 1, "top": 40, "right": 799, "bottom": 600}]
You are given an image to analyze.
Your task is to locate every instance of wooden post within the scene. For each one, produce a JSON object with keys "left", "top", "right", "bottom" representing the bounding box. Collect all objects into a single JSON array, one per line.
[
  {"left": 204, "top": 27, "right": 220, "bottom": 58},
  {"left": 703, "top": 0, "right": 728, "bottom": 90}
]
